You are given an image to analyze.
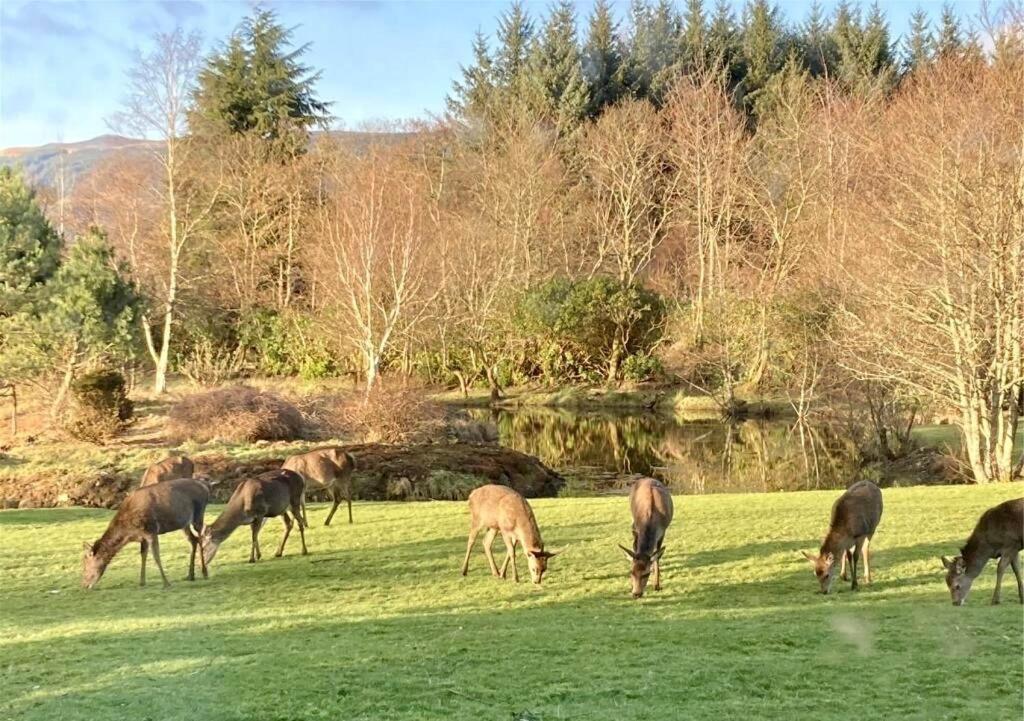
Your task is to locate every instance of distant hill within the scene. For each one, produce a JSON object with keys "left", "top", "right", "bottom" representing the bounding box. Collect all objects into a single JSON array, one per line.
[{"left": 0, "top": 131, "right": 411, "bottom": 189}]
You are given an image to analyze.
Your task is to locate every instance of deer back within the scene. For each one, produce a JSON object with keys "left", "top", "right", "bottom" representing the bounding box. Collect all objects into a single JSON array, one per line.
[
  {"left": 629, "top": 478, "right": 673, "bottom": 556},
  {"left": 468, "top": 484, "right": 543, "bottom": 548},
  {"left": 829, "top": 480, "right": 882, "bottom": 542},
  {"left": 140, "top": 455, "right": 194, "bottom": 486}
]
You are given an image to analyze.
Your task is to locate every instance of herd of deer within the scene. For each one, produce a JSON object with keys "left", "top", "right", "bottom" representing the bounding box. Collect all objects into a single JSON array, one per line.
[{"left": 81, "top": 448, "right": 1024, "bottom": 606}]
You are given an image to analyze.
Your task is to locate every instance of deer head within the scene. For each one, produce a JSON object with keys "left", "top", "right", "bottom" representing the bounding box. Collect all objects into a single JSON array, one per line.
[
  {"left": 620, "top": 544, "right": 665, "bottom": 598},
  {"left": 803, "top": 550, "right": 839, "bottom": 594},
  {"left": 941, "top": 556, "right": 973, "bottom": 606}
]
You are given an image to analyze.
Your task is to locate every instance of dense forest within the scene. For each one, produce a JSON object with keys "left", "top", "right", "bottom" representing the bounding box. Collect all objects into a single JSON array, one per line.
[{"left": 0, "top": 1, "right": 1022, "bottom": 483}]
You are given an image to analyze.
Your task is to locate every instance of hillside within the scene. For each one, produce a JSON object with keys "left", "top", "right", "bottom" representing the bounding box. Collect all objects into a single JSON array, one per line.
[{"left": 0, "top": 130, "right": 410, "bottom": 188}]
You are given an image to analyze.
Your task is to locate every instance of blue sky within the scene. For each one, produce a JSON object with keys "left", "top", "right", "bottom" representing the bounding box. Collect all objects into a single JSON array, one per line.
[{"left": 0, "top": 0, "right": 985, "bottom": 149}]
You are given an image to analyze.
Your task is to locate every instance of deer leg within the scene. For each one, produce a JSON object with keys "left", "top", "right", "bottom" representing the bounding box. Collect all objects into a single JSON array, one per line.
[
  {"left": 653, "top": 558, "right": 662, "bottom": 591},
  {"left": 249, "top": 520, "right": 263, "bottom": 563},
  {"left": 1008, "top": 552, "right": 1022, "bottom": 604},
  {"left": 150, "top": 535, "right": 171, "bottom": 588},
  {"left": 293, "top": 503, "right": 308, "bottom": 555},
  {"left": 139, "top": 540, "right": 149, "bottom": 587},
  {"left": 499, "top": 534, "right": 519, "bottom": 583},
  {"left": 324, "top": 489, "right": 341, "bottom": 527},
  {"left": 275, "top": 512, "right": 293, "bottom": 558},
  {"left": 992, "top": 555, "right": 1009, "bottom": 605},
  {"left": 347, "top": 480, "right": 353, "bottom": 524},
  {"left": 182, "top": 529, "right": 194, "bottom": 581},
  {"left": 482, "top": 528, "right": 501, "bottom": 577},
  {"left": 851, "top": 539, "right": 863, "bottom": 591},
  {"left": 840, "top": 550, "right": 849, "bottom": 581},
  {"left": 461, "top": 525, "right": 482, "bottom": 576},
  {"left": 861, "top": 536, "right": 872, "bottom": 584}
]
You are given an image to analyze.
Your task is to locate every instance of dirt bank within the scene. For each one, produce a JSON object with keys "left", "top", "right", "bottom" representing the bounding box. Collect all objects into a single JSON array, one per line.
[{"left": 0, "top": 442, "right": 563, "bottom": 509}]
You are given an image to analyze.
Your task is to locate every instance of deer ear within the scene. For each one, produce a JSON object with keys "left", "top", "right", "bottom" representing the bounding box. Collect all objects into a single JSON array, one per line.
[
  {"left": 801, "top": 551, "right": 817, "bottom": 565},
  {"left": 618, "top": 544, "right": 635, "bottom": 561},
  {"left": 941, "top": 556, "right": 953, "bottom": 570}
]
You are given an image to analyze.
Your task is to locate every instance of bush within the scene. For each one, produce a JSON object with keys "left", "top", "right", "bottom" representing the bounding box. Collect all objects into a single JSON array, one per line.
[
  {"left": 323, "top": 384, "right": 446, "bottom": 444},
  {"left": 167, "top": 385, "right": 304, "bottom": 443},
  {"left": 63, "top": 369, "right": 133, "bottom": 443},
  {"left": 622, "top": 353, "right": 663, "bottom": 383}
]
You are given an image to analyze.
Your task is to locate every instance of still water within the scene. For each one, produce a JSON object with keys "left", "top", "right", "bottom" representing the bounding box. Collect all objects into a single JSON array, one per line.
[{"left": 470, "top": 407, "right": 863, "bottom": 495}]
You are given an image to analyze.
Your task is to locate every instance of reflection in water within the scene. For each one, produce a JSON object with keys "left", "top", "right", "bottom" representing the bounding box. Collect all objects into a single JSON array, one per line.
[{"left": 471, "top": 407, "right": 862, "bottom": 495}]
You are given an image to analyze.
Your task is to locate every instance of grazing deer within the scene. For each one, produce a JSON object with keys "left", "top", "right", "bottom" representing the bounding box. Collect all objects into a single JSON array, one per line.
[
  {"left": 282, "top": 447, "right": 356, "bottom": 526},
  {"left": 140, "top": 455, "right": 194, "bottom": 486},
  {"left": 201, "top": 470, "right": 308, "bottom": 566},
  {"left": 618, "top": 478, "right": 673, "bottom": 599},
  {"left": 941, "top": 498, "right": 1023, "bottom": 606},
  {"left": 82, "top": 478, "right": 210, "bottom": 589},
  {"left": 460, "top": 484, "right": 560, "bottom": 585},
  {"left": 802, "top": 480, "right": 883, "bottom": 594}
]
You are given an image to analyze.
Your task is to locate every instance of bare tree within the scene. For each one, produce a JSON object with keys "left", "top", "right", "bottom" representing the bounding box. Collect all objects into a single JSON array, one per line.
[
  {"left": 842, "top": 59, "right": 1024, "bottom": 482},
  {"left": 310, "top": 141, "right": 434, "bottom": 393},
  {"left": 108, "top": 29, "right": 215, "bottom": 394},
  {"left": 580, "top": 99, "right": 677, "bottom": 285}
]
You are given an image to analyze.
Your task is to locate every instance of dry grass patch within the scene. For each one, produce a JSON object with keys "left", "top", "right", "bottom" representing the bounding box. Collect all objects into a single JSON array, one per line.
[{"left": 166, "top": 385, "right": 305, "bottom": 443}]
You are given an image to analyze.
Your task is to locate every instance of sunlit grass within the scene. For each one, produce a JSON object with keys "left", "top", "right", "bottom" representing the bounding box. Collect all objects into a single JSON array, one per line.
[{"left": 1, "top": 484, "right": 1021, "bottom": 720}]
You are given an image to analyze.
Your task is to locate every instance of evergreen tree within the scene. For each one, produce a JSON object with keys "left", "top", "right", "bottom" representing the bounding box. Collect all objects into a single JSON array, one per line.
[
  {"left": 0, "top": 167, "right": 61, "bottom": 315},
  {"left": 191, "top": 8, "right": 330, "bottom": 153},
  {"left": 902, "top": 8, "right": 933, "bottom": 74},
  {"left": 448, "top": 30, "right": 497, "bottom": 119},
  {"left": 706, "top": 0, "right": 744, "bottom": 91},
  {"left": 741, "top": 0, "right": 787, "bottom": 116},
  {"left": 934, "top": 3, "right": 963, "bottom": 58},
  {"left": 624, "top": 0, "right": 682, "bottom": 104},
  {"left": 681, "top": 0, "right": 709, "bottom": 72},
  {"left": 526, "top": 0, "right": 590, "bottom": 131},
  {"left": 829, "top": 1, "right": 893, "bottom": 93},
  {"left": 582, "top": 0, "right": 627, "bottom": 116},
  {"left": 801, "top": 1, "right": 836, "bottom": 78},
  {"left": 493, "top": 1, "right": 535, "bottom": 92}
]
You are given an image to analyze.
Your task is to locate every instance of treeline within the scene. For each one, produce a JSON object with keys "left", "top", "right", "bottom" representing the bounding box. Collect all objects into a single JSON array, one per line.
[{"left": 0, "top": 2, "right": 1022, "bottom": 482}]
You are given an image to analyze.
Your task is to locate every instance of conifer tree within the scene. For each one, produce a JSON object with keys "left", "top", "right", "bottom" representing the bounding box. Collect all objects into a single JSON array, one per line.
[
  {"left": 0, "top": 167, "right": 61, "bottom": 314},
  {"left": 902, "top": 8, "right": 933, "bottom": 74},
  {"left": 681, "top": 0, "right": 709, "bottom": 72},
  {"left": 582, "top": 0, "right": 627, "bottom": 117},
  {"left": 526, "top": 0, "right": 590, "bottom": 131},
  {"left": 801, "top": 1, "right": 836, "bottom": 77},
  {"left": 493, "top": 1, "right": 535, "bottom": 93},
  {"left": 740, "top": 0, "right": 787, "bottom": 116},
  {"left": 448, "top": 30, "right": 497, "bottom": 119},
  {"left": 624, "top": 0, "right": 682, "bottom": 104}
]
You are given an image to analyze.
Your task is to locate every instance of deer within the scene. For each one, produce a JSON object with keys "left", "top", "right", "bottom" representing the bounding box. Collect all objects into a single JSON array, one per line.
[
  {"left": 281, "top": 447, "right": 356, "bottom": 526},
  {"left": 618, "top": 477, "right": 673, "bottom": 599},
  {"left": 460, "top": 484, "right": 560, "bottom": 585},
  {"left": 140, "top": 455, "right": 194, "bottom": 486},
  {"left": 802, "top": 480, "right": 883, "bottom": 594},
  {"left": 81, "top": 478, "right": 210, "bottom": 589},
  {"left": 201, "top": 469, "right": 308, "bottom": 566},
  {"left": 941, "top": 498, "right": 1023, "bottom": 606}
]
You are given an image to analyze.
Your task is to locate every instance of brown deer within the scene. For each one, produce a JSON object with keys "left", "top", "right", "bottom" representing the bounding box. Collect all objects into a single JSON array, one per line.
[
  {"left": 82, "top": 478, "right": 210, "bottom": 589},
  {"left": 941, "top": 498, "right": 1023, "bottom": 606},
  {"left": 460, "top": 484, "right": 560, "bottom": 585},
  {"left": 618, "top": 478, "right": 673, "bottom": 599},
  {"left": 140, "top": 455, "right": 194, "bottom": 486},
  {"left": 802, "top": 480, "right": 883, "bottom": 594},
  {"left": 281, "top": 447, "right": 356, "bottom": 526},
  {"left": 201, "top": 470, "right": 308, "bottom": 566}
]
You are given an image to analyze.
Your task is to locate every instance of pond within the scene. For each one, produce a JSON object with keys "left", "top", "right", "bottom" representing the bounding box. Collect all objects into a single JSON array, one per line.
[{"left": 469, "top": 407, "right": 864, "bottom": 496}]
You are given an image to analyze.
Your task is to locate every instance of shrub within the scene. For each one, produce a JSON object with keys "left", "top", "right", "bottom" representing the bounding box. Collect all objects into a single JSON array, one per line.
[
  {"left": 63, "top": 369, "right": 133, "bottom": 443},
  {"left": 622, "top": 353, "right": 663, "bottom": 383},
  {"left": 167, "top": 385, "right": 304, "bottom": 443},
  {"left": 324, "top": 384, "right": 446, "bottom": 444}
]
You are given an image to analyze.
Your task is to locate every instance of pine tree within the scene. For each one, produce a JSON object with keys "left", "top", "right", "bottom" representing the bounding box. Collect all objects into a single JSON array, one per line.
[
  {"left": 707, "top": 0, "right": 744, "bottom": 91},
  {"left": 0, "top": 167, "right": 61, "bottom": 315},
  {"left": 681, "top": 0, "right": 708, "bottom": 72},
  {"left": 801, "top": 1, "right": 836, "bottom": 78},
  {"left": 582, "top": 0, "right": 627, "bottom": 116},
  {"left": 902, "top": 8, "right": 933, "bottom": 74},
  {"left": 494, "top": 1, "right": 535, "bottom": 93},
  {"left": 860, "top": 3, "right": 896, "bottom": 88},
  {"left": 624, "top": 0, "right": 682, "bottom": 104},
  {"left": 448, "top": 30, "right": 497, "bottom": 119},
  {"left": 741, "top": 0, "right": 787, "bottom": 116},
  {"left": 191, "top": 8, "right": 330, "bottom": 154},
  {"left": 526, "top": 0, "right": 590, "bottom": 131},
  {"left": 934, "top": 3, "right": 963, "bottom": 58}
]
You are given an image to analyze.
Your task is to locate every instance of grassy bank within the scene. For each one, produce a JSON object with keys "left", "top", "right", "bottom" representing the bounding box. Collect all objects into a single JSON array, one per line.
[{"left": 1, "top": 484, "right": 1021, "bottom": 720}]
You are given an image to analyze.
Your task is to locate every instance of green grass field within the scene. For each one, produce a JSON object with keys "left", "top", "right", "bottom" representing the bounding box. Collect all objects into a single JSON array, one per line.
[{"left": 1, "top": 485, "right": 1022, "bottom": 721}]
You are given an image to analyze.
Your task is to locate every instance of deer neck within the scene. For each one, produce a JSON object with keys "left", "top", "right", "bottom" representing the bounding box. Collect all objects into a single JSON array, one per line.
[
  {"left": 209, "top": 501, "right": 248, "bottom": 544},
  {"left": 821, "top": 528, "right": 852, "bottom": 558},
  {"left": 93, "top": 527, "right": 132, "bottom": 565},
  {"left": 961, "top": 535, "right": 991, "bottom": 579},
  {"left": 517, "top": 519, "right": 544, "bottom": 554}
]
